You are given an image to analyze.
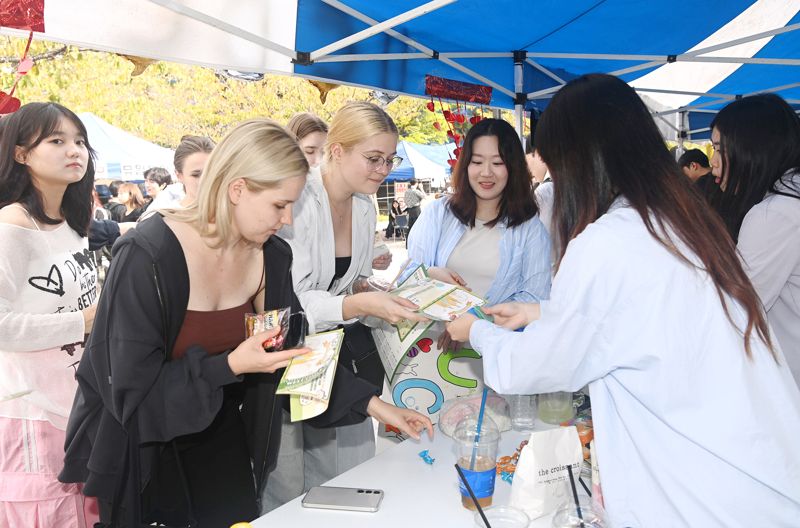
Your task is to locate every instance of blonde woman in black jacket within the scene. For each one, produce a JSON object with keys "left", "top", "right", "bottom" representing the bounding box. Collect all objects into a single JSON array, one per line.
[{"left": 60, "top": 119, "right": 432, "bottom": 527}]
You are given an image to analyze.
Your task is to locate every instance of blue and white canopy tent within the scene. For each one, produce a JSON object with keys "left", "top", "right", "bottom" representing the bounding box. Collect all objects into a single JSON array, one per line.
[
  {"left": 2, "top": 0, "right": 798, "bottom": 144},
  {"left": 389, "top": 141, "right": 452, "bottom": 187},
  {"left": 79, "top": 113, "right": 175, "bottom": 181}
]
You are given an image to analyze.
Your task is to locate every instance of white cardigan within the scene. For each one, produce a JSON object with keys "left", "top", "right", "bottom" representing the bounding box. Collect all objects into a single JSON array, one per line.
[{"left": 279, "top": 177, "right": 375, "bottom": 334}]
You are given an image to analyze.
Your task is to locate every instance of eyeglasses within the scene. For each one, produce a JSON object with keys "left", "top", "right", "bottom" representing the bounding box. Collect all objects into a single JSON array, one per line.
[{"left": 361, "top": 153, "right": 403, "bottom": 172}]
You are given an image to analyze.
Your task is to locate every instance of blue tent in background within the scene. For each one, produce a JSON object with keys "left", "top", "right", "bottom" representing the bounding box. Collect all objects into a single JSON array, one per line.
[{"left": 387, "top": 141, "right": 455, "bottom": 186}]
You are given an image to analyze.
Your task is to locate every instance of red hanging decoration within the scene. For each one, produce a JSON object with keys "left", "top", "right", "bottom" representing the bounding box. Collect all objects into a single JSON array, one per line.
[
  {"left": 424, "top": 74, "right": 492, "bottom": 105},
  {"left": 424, "top": 77, "right": 492, "bottom": 166},
  {"left": 0, "top": 30, "right": 34, "bottom": 114},
  {"left": 0, "top": 0, "right": 45, "bottom": 32}
]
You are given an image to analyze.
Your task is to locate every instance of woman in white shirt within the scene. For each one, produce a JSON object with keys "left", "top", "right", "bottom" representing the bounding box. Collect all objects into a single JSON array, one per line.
[
  {"left": 708, "top": 94, "right": 800, "bottom": 386},
  {"left": 447, "top": 74, "right": 800, "bottom": 527},
  {"left": 263, "top": 102, "right": 429, "bottom": 512},
  {"left": 0, "top": 103, "right": 99, "bottom": 527}
]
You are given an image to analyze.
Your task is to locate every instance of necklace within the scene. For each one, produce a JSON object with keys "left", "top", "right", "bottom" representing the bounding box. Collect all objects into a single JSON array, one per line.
[{"left": 328, "top": 197, "right": 352, "bottom": 224}]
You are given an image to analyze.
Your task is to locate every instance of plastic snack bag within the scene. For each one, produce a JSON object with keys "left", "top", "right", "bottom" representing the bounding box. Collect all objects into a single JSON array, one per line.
[{"left": 245, "top": 308, "right": 291, "bottom": 351}]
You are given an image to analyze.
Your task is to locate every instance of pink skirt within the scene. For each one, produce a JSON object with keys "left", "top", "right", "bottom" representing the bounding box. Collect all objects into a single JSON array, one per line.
[{"left": 0, "top": 417, "right": 98, "bottom": 528}]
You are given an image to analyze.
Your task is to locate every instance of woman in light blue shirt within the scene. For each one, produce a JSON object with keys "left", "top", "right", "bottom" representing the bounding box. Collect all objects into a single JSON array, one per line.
[{"left": 407, "top": 118, "right": 551, "bottom": 349}]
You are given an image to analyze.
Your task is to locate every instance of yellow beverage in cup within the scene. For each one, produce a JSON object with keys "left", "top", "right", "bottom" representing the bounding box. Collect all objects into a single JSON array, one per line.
[{"left": 538, "top": 391, "right": 575, "bottom": 424}]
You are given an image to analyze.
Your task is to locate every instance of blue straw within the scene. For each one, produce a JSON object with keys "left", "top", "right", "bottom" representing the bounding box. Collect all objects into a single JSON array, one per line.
[{"left": 470, "top": 387, "right": 489, "bottom": 470}]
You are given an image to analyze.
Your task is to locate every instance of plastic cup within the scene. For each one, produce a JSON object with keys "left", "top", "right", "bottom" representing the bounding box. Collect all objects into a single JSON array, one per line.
[
  {"left": 474, "top": 505, "right": 530, "bottom": 527},
  {"left": 507, "top": 394, "right": 537, "bottom": 431},
  {"left": 551, "top": 498, "right": 605, "bottom": 528},
  {"left": 537, "top": 392, "right": 575, "bottom": 424},
  {"left": 454, "top": 416, "right": 500, "bottom": 510}
]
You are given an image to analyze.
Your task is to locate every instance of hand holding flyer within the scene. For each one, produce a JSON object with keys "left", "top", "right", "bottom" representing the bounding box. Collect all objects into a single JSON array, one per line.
[
  {"left": 276, "top": 329, "right": 344, "bottom": 421},
  {"left": 372, "top": 262, "right": 487, "bottom": 385},
  {"left": 393, "top": 277, "right": 485, "bottom": 321}
]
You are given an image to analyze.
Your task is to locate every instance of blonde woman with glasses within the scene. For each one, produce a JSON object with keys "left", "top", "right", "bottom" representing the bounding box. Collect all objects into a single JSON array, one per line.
[{"left": 264, "top": 102, "right": 431, "bottom": 512}]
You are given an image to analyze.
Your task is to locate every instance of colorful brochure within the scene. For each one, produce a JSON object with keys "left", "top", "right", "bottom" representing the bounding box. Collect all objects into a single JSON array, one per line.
[
  {"left": 276, "top": 329, "right": 344, "bottom": 422},
  {"left": 394, "top": 278, "right": 486, "bottom": 321}
]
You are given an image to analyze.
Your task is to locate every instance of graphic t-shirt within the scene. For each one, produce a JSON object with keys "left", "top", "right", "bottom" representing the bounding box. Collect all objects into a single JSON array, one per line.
[{"left": 0, "top": 222, "right": 97, "bottom": 429}]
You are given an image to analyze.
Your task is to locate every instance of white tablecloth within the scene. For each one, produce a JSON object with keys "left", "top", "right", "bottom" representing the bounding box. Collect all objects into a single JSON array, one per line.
[{"left": 252, "top": 423, "right": 589, "bottom": 527}]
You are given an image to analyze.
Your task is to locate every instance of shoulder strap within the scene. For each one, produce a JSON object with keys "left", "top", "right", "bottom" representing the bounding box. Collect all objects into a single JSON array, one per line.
[{"left": 7, "top": 203, "right": 40, "bottom": 231}]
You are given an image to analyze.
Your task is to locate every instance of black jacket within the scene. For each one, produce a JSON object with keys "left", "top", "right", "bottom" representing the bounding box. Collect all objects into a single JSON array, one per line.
[{"left": 59, "top": 214, "right": 378, "bottom": 520}]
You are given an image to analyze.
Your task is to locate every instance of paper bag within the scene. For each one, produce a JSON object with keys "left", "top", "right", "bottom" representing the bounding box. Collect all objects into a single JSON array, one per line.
[{"left": 510, "top": 426, "right": 584, "bottom": 519}]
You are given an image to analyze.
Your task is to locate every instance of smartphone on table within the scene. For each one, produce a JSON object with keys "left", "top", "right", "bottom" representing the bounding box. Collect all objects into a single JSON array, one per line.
[{"left": 302, "top": 486, "right": 384, "bottom": 512}]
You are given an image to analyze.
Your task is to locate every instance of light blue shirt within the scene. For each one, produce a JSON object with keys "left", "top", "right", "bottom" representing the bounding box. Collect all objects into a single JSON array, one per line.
[
  {"left": 470, "top": 202, "right": 800, "bottom": 527},
  {"left": 406, "top": 197, "right": 551, "bottom": 304}
]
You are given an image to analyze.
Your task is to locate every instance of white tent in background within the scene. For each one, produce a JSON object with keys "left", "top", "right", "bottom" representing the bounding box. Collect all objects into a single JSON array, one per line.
[{"left": 79, "top": 113, "right": 175, "bottom": 181}]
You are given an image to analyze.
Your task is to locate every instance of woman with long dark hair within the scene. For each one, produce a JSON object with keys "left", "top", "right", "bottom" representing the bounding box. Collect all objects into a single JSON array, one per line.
[
  {"left": 384, "top": 198, "right": 404, "bottom": 238},
  {"left": 447, "top": 74, "right": 800, "bottom": 526},
  {"left": 709, "top": 94, "right": 800, "bottom": 385},
  {"left": 407, "top": 117, "right": 551, "bottom": 354},
  {"left": 0, "top": 102, "right": 99, "bottom": 527}
]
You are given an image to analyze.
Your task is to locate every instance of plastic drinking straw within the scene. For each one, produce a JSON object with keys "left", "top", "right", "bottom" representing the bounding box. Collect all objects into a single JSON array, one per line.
[
  {"left": 455, "top": 464, "right": 492, "bottom": 528},
  {"left": 566, "top": 464, "right": 586, "bottom": 528},
  {"left": 578, "top": 476, "right": 592, "bottom": 497},
  {"left": 469, "top": 387, "right": 489, "bottom": 470}
]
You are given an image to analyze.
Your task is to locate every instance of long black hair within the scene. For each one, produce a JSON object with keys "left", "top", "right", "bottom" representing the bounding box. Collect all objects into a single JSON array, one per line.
[
  {"left": 0, "top": 102, "right": 96, "bottom": 237},
  {"left": 448, "top": 118, "right": 537, "bottom": 228},
  {"left": 710, "top": 94, "right": 800, "bottom": 239},
  {"left": 537, "top": 73, "right": 772, "bottom": 359}
]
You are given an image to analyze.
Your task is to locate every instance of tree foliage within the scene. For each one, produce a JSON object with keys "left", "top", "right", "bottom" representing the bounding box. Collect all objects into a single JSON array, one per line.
[{"left": 0, "top": 36, "right": 499, "bottom": 148}]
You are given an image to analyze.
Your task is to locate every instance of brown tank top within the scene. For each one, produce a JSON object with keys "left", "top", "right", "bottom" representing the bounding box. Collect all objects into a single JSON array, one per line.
[
  {"left": 171, "top": 301, "right": 254, "bottom": 360},
  {"left": 172, "top": 265, "right": 266, "bottom": 360}
]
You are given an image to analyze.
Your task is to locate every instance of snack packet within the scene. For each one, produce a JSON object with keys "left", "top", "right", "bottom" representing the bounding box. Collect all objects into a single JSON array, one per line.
[
  {"left": 351, "top": 275, "right": 392, "bottom": 294},
  {"left": 245, "top": 308, "right": 291, "bottom": 351}
]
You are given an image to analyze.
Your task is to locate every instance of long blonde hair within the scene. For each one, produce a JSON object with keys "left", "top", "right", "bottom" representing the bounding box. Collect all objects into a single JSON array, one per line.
[
  {"left": 165, "top": 119, "right": 308, "bottom": 246},
  {"left": 325, "top": 102, "right": 397, "bottom": 164}
]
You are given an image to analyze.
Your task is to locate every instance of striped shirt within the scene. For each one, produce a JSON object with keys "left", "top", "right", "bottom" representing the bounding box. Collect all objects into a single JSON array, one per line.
[{"left": 404, "top": 187, "right": 425, "bottom": 208}]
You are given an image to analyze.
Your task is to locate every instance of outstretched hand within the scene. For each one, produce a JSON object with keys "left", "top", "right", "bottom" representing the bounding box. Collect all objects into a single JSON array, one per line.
[
  {"left": 348, "top": 291, "right": 430, "bottom": 324},
  {"left": 367, "top": 396, "right": 434, "bottom": 441},
  {"left": 372, "top": 251, "right": 392, "bottom": 270},
  {"left": 482, "top": 302, "right": 540, "bottom": 330},
  {"left": 445, "top": 313, "right": 477, "bottom": 342},
  {"left": 427, "top": 267, "right": 469, "bottom": 289}
]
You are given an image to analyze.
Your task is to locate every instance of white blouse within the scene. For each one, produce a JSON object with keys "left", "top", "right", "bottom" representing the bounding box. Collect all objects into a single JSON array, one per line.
[
  {"left": 738, "top": 171, "right": 800, "bottom": 386},
  {"left": 279, "top": 177, "right": 375, "bottom": 334}
]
